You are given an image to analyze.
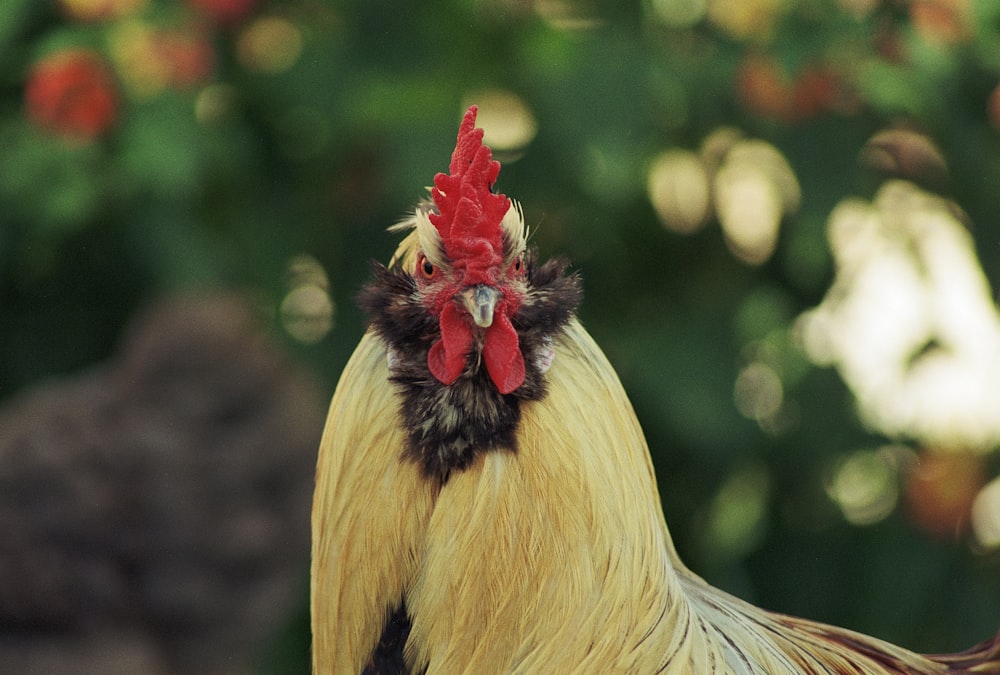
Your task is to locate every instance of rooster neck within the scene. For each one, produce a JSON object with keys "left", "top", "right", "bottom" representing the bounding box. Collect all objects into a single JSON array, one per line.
[
  {"left": 359, "top": 251, "right": 581, "bottom": 483},
  {"left": 390, "top": 359, "right": 526, "bottom": 480}
]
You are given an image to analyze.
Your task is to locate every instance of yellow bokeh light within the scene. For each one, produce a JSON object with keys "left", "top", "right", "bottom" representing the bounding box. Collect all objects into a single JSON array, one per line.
[
  {"left": 281, "top": 286, "right": 334, "bottom": 344},
  {"left": 714, "top": 161, "right": 782, "bottom": 265},
  {"left": 646, "top": 149, "right": 711, "bottom": 234},
  {"left": 108, "top": 20, "right": 172, "bottom": 99},
  {"left": 237, "top": 16, "right": 303, "bottom": 75},
  {"left": 535, "top": 0, "right": 605, "bottom": 31},
  {"left": 648, "top": 131, "right": 799, "bottom": 265},
  {"left": 971, "top": 476, "right": 1000, "bottom": 550},
  {"left": 706, "top": 0, "right": 788, "bottom": 42},
  {"left": 733, "top": 361, "right": 783, "bottom": 423},
  {"left": 826, "top": 447, "right": 907, "bottom": 526},
  {"left": 195, "top": 84, "right": 236, "bottom": 126},
  {"left": 701, "top": 463, "right": 771, "bottom": 559},
  {"left": 281, "top": 255, "right": 334, "bottom": 344},
  {"left": 647, "top": 0, "right": 707, "bottom": 28},
  {"left": 713, "top": 140, "right": 798, "bottom": 265},
  {"left": 60, "top": 0, "right": 146, "bottom": 21},
  {"left": 461, "top": 90, "right": 538, "bottom": 157}
]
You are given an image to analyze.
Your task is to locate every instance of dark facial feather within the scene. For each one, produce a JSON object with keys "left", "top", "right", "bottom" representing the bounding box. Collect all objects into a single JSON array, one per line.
[
  {"left": 358, "top": 248, "right": 581, "bottom": 482},
  {"left": 514, "top": 254, "right": 581, "bottom": 336},
  {"left": 357, "top": 262, "right": 435, "bottom": 354}
]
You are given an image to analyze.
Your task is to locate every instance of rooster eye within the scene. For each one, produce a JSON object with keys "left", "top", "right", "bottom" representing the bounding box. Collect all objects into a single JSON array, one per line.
[
  {"left": 509, "top": 255, "right": 525, "bottom": 277},
  {"left": 417, "top": 254, "right": 436, "bottom": 279}
]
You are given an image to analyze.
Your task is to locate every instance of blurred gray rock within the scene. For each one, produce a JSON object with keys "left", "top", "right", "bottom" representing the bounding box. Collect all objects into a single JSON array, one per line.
[{"left": 0, "top": 293, "right": 325, "bottom": 674}]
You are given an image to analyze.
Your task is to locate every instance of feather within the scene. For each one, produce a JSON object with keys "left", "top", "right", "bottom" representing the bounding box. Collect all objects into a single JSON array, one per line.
[{"left": 311, "top": 331, "right": 437, "bottom": 673}]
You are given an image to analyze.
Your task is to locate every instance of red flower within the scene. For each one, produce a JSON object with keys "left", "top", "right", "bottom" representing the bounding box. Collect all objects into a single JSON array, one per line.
[
  {"left": 737, "top": 55, "right": 844, "bottom": 123},
  {"left": 25, "top": 49, "right": 118, "bottom": 140},
  {"left": 736, "top": 55, "right": 795, "bottom": 121},
  {"left": 904, "top": 450, "right": 985, "bottom": 539},
  {"left": 157, "top": 30, "right": 215, "bottom": 89}
]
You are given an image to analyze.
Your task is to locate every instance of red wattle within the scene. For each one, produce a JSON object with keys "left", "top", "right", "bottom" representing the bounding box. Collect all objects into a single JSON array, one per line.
[
  {"left": 483, "top": 307, "right": 525, "bottom": 395},
  {"left": 428, "top": 303, "right": 473, "bottom": 385}
]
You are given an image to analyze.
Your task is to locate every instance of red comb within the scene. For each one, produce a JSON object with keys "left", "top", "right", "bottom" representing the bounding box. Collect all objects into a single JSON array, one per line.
[
  {"left": 429, "top": 105, "right": 510, "bottom": 286},
  {"left": 425, "top": 106, "right": 526, "bottom": 394}
]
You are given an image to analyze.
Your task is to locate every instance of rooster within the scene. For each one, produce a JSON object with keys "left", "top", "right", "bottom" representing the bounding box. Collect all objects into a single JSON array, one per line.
[{"left": 311, "top": 106, "right": 1000, "bottom": 674}]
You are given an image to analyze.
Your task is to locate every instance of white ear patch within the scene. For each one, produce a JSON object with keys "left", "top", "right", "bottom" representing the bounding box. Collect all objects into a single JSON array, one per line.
[{"left": 534, "top": 336, "right": 555, "bottom": 373}]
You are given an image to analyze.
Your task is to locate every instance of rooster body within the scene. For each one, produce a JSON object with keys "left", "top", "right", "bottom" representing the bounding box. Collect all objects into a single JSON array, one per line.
[{"left": 311, "top": 107, "right": 1000, "bottom": 674}]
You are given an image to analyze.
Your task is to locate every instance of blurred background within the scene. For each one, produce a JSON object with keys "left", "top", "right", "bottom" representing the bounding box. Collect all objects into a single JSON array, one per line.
[{"left": 2, "top": 0, "right": 1000, "bottom": 672}]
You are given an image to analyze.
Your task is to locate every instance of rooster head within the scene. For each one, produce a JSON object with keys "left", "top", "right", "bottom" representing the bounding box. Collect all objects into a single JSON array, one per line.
[{"left": 413, "top": 105, "right": 528, "bottom": 395}]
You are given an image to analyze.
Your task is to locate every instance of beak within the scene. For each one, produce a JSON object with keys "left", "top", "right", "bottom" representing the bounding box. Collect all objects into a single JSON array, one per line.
[{"left": 460, "top": 284, "right": 501, "bottom": 328}]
